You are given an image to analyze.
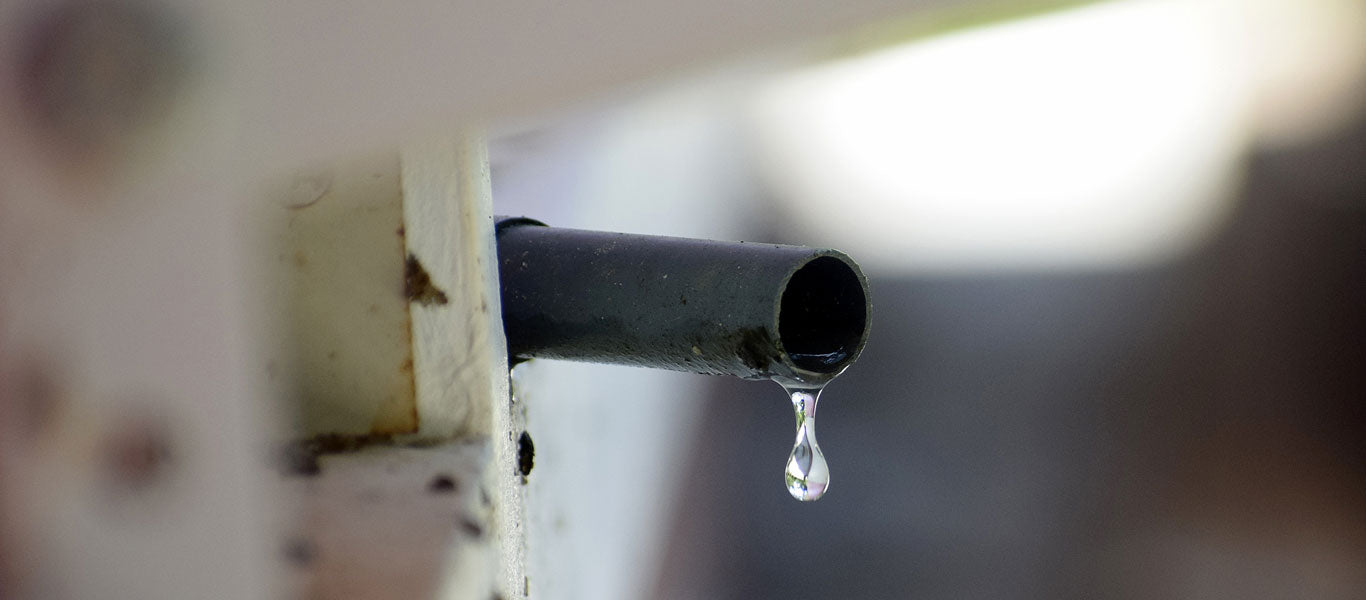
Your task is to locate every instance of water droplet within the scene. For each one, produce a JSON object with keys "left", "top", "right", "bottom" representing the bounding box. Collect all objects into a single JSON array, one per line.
[{"left": 778, "top": 380, "right": 830, "bottom": 501}]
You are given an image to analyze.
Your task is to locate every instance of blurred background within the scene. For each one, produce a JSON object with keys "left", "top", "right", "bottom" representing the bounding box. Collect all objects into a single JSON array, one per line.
[{"left": 491, "top": 0, "right": 1366, "bottom": 598}]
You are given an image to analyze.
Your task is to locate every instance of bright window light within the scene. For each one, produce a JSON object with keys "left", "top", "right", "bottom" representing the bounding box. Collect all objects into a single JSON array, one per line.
[{"left": 751, "top": 0, "right": 1364, "bottom": 273}]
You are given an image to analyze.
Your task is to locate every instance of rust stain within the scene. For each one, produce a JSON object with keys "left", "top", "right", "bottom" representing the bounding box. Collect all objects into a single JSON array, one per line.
[
  {"left": 388, "top": 297, "right": 420, "bottom": 435},
  {"left": 408, "top": 389, "right": 420, "bottom": 433},
  {"left": 279, "top": 432, "right": 397, "bottom": 476},
  {"left": 369, "top": 390, "right": 418, "bottom": 435},
  {"left": 370, "top": 333, "right": 417, "bottom": 436},
  {"left": 373, "top": 262, "right": 421, "bottom": 437},
  {"left": 403, "top": 254, "right": 448, "bottom": 306}
]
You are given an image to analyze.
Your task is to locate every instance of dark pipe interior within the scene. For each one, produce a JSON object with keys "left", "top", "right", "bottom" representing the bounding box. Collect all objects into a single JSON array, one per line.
[{"left": 778, "top": 256, "right": 869, "bottom": 373}]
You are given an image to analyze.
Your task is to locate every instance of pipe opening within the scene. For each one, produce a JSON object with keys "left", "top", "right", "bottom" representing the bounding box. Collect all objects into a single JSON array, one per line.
[{"left": 778, "top": 256, "right": 868, "bottom": 373}]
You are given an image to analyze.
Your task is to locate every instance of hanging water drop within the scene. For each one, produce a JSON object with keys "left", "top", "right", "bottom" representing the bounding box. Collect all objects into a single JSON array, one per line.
[{"left": 778, "top": 380, "right": 830, "bottom": 501}]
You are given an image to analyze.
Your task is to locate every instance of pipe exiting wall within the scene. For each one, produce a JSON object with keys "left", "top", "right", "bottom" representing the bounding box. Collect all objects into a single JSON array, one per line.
[{"left": 495, "top": 217, "right": 871, "bottom": 385}]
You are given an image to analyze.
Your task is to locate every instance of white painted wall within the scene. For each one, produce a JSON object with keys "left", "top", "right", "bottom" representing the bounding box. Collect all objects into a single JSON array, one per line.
[{"left": 491, "top": 69, "right": 767, "bottom": 600}]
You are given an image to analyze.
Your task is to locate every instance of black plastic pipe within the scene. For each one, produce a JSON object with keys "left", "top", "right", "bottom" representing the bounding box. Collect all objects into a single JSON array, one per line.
[{"left": 496, "top": 217, "right": 871, "bottom": 385}]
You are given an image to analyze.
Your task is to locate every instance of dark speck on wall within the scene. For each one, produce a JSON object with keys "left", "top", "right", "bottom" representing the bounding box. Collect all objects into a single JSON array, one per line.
[
  {"left": 459, "top": 517, "right": 484, "bottom": 538},
  {"left": 284, "top": 537, "right": 315, "bottom": 567},
  {"left": 428, "top": 473, "right": 458, "bottom": 493},
  {"left": 517, "top": 431, "right": 534, "bottom": 479}
]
